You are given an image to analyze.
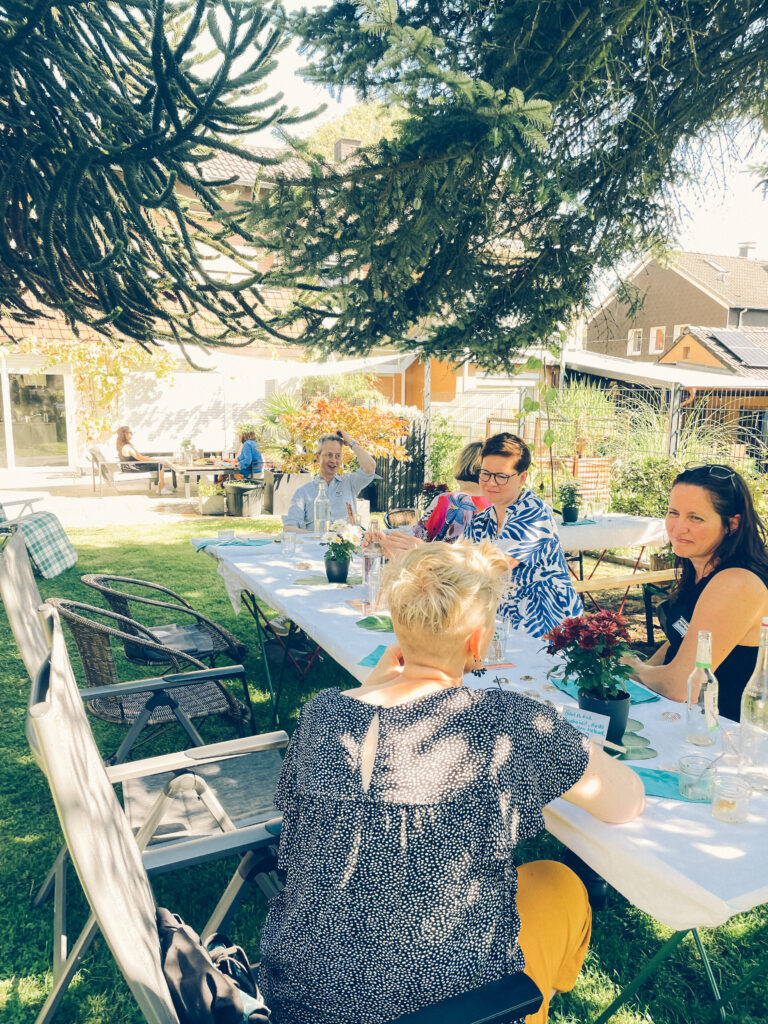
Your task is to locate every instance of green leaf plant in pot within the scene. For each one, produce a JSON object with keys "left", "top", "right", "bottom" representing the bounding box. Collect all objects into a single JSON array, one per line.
[
  {"left": 321, "top": 520, "right": 363, "bottom": 583},
  {"left": 546, "top": 610, "right": 634, "bottom": 745},
  {"left": 556, "top": 480, "right": 583, "bottom": 524}
]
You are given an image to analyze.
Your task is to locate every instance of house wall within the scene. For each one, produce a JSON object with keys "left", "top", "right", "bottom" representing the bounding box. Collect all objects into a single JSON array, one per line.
[
  {"left": 659, "top": 335, "right": 727, "bottom": 369},
  {"left": 586, "top": 260, "right": 729, "bottom": 360}
]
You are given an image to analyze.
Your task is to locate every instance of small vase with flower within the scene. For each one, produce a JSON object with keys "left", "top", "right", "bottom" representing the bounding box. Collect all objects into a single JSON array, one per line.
[
  {"left": 545, "top": 610, "right": 634, "bottom": 745},
  {"left": 321, "top": 520, "right": 364, "bottom": 584}
]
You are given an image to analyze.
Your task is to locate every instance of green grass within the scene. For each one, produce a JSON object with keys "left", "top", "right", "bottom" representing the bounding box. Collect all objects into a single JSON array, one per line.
[{"left": 1, "top": 522, "right": 766, "bottom": 1023}]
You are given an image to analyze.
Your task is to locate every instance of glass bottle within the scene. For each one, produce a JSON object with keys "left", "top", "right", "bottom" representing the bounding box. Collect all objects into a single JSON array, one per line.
[
  {"left": 739, "top": 618, "right": 768, "bottom": 791},
  {"left": 686, "top": 630, "right": 719, "bottom": 746},
  {"left": 363, "top": 515, "right": 383, "bottom": 584},
  {"left": 313, "top": 480, "right": 330, "bottom": 537}
]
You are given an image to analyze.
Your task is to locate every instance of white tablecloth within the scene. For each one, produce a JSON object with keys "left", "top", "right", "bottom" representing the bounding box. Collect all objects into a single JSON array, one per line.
[
  {"left": 199, "top": 539, "right": 768, "bottom": 932},
  {"left": 557, "top": 513, "right": 668, "bottom": 553}
]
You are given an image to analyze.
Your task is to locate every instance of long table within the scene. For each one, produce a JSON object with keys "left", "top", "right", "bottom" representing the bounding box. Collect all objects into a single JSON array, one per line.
[{"left": 200, "top": 538, "right": 767, "bottom": 1020}]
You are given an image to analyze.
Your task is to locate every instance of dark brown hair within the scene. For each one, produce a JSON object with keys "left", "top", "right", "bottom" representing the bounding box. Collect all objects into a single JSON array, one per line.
[{"left": 481, "top": 432, "right": 531, "bottom": 473}]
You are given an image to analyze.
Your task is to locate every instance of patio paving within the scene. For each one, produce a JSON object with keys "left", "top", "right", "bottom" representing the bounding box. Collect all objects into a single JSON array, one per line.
[{"left": 0, "top": 466, "right": 277, "bottom": 529}]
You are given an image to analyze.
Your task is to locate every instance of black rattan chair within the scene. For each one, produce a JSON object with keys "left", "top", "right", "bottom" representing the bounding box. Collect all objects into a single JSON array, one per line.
[
  {"left": 81, "top": 574, "right": 247, "bottom": 668},
  {"left": 383, "top": 508, "right": 419, "bottom": 529},
  {"left": 46, "top": 598, "right": 254, "bottom": 763}
]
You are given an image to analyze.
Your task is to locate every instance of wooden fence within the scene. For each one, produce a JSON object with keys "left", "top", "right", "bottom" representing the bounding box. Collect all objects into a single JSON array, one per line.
[{"left": 365, "top": 420, "right": 427, "bottom": 513}]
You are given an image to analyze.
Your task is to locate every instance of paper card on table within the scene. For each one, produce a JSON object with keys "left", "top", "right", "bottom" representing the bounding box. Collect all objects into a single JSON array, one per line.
[
  {"left": 484, "top": 661, "right": 516, "bottom": 670},
  {"left": 194, "top": 537, "right": 272, "bottom": 552},
  {"left": 561, "top": 705, "right": 609, "bottom": 741},
  {"left": 346, "top": 599, "right": 366, "bottom": 611},
  {"left": 358, "top": 644, "right": 389, "bottom": 667},
  {"left": 629, "top": 767, "right": 694, "bottom": 801}
]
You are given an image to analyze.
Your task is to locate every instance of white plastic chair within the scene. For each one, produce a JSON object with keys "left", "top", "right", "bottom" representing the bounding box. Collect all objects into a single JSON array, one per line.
[{"left": 27, "top": 606, "right": 287, "bottom": 1024}]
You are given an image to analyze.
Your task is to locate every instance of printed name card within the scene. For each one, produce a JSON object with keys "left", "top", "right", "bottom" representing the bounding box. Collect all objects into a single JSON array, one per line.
[{"left": 562, "top": 705, "right": 609, "bottom": 741}]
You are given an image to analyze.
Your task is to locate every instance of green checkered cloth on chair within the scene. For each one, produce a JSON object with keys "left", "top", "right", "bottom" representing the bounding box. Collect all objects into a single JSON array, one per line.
[{"left": 3, "top": 511, "right": 77, "bottom": 578}]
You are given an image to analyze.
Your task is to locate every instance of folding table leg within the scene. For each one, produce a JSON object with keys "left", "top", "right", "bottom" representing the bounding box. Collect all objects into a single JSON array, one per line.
[
  {"left": 240, "top": 593, "right": 279, "bottom": 724},
  {"left": 590, "top": 929, "right": 688, "bottom": 1024}
]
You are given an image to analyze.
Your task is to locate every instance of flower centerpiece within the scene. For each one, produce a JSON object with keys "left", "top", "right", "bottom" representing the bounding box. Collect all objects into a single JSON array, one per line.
[
  {"left": 321, "top": 520, "right": 364, "bottom": 583},
  {"left": 546, "top": 610, "right": 634, "bottom": 743}
]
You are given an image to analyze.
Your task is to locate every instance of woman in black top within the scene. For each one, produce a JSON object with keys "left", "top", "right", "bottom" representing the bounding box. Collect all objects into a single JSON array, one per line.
[{"left": 625, "top": 464, "right": 768, "bottom": 720}]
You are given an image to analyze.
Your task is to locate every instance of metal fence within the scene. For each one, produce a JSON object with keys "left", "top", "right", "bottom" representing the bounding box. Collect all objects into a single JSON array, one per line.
[{"left": 365, "top": 419, "right": 427, "bottom": 513}]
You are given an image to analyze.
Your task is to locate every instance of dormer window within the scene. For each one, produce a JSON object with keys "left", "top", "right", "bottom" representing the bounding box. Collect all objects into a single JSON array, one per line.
[{"left": 627, "top": 329, "right": 642, "bottom": 355}]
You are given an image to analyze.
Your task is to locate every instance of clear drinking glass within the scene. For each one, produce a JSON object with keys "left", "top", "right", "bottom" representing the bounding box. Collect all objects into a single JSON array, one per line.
[
  {"left": 366, "top": 561, "right": 382, "bottom": 611},
  {"left": 282, "top": 532, "right": 296, "bottom": 556},
  {"left": 711, "top": 776, "right": 751, "bottom": 824},
  {"left": 678, "top": 755, "right": 715, "bottom": 801}
]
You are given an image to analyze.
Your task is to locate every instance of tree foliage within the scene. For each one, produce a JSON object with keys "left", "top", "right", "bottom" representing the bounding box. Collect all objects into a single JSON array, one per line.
[
  {"left": 248, "top": 0, "right": 768, "bottom": 370},
  {"left": 306, "top": 99, "right": 405, "bottom": 160},
  {"left": 0, "top": 0, "right": 309, "bottom": 355}
]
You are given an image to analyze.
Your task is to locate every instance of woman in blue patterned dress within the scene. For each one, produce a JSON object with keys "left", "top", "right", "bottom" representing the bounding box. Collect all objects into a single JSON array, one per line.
[
  {"left": 258, "top": 542, "right": 645, "bottom": 1024},
  {"left": 465, "top": 432, "right": 582, "bottom": 638}
]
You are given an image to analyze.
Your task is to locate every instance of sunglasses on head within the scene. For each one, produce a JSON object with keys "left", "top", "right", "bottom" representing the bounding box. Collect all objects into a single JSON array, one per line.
[{"left": 683, "top": 462, "right": 737, "bottom": 482}]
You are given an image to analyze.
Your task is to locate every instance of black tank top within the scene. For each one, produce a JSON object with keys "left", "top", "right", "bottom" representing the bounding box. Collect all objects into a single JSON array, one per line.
[{"left": 661, "top": 563, "right": 768, "bottom": 722}]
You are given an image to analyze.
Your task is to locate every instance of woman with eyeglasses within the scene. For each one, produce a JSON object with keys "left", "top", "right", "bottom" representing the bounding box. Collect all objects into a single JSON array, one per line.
[
  {"left": 465, "top": 432, "right": 582, "bottom": 638},
  {"left": 624, "top": 463, "right": 768, "bottom": 720}
]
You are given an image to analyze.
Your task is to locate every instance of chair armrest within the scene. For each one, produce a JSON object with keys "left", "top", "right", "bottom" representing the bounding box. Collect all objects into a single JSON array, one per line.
[
  {"left": 142, "top": 818, "right": 284, "bottom": 876},
  {"left": 83, "top": 574, "right": 193, "bottom": 609},
  {"left": 77, "top": 663, "right": 246, "bottom": 702},
  {"left": 390, "top": 973, "right": 542, "bottom": 1024},
  {"left": 106, "top": 730, "right": 289, "bottom": 783}
]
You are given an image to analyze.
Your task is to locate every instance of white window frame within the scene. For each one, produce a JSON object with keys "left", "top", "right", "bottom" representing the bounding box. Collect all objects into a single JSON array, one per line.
[
  {"left": 626, "top": 329, "right": 642, "bottom": 355},
  {"left": 649, "top": 326, "right": 666, "bottom": 354},
  {"left": 673, "top": 324, "right": 687, "bottom": 341}
]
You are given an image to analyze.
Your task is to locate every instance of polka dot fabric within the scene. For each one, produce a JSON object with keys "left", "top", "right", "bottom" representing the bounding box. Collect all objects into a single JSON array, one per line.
[{"left": 259, "top": 685, "right": 590, "bottom": 1024}]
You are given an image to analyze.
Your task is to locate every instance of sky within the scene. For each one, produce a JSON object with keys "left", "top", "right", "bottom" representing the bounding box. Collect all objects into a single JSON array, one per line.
[{"left": 265, "top": 1, "right": 768, "bottom": 262}]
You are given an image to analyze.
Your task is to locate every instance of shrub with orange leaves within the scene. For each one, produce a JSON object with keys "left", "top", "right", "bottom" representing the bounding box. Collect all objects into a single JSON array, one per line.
[{"left": 277, "top": 396, "right": 411, "bottom": 473}]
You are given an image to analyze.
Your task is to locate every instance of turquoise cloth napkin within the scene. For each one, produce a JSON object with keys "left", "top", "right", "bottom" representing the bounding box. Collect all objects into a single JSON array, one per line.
[
  {"left": 359, "top": 644, "right": 389, "bottom": 667},
  {"left": 194, "top": 537, "right": 272, "bottom": 551},
  {"left": 551, "top": 676, "right": 660, "bottom": 705},
  {"left": 631, "top": 766, "right": 695, "bottom": 801}
]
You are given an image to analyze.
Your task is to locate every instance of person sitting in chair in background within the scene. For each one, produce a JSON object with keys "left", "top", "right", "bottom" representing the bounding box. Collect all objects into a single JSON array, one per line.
[
  {"left": 223, "top": 430, "right": 264, "bottom": 480},
  {"left": 414, "top": 440, "right": 491, "bottom": 542},
  {"left": 283, "top": 431, "right": 376, "bottom": 532},
  {"left": 258, "top": 541, "right": 645, "bottom": 1024},
  {"left": 116, "top": 425, "right": 173, "bottom": 495}
]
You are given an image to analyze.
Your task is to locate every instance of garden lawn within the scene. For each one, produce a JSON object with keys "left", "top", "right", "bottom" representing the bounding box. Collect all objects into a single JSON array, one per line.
[{"left": 0, "top": 522, "right": 766, "bottom": 1024}]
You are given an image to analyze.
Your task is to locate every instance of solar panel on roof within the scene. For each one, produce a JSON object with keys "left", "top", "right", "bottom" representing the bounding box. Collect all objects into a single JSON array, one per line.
[{"left": 710, "top": 329, "right": 768, "bottom": 368}]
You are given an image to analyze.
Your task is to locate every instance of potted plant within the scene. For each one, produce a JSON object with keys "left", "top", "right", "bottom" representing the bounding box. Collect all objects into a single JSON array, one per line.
[
  {"left": 321, "top": 520, "right": 363, "bottom": 583},
  {"left": 545, "top": 610, "right": 634, "bottom": 745},
  {"left": 197, "top": 480, "right": 226, "bottom": 516},
  {"left": 649, "top": 542, "right": 676, "bottom": 572},
  {"left": 225, "top": 480, "right": 265, "bottom": 518},
  {"left": 556, "top": 480, "right": 583, "bottom": 524}
]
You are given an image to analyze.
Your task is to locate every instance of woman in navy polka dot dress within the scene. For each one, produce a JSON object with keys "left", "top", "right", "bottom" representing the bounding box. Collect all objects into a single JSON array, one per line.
[{"left": 259, "top": 541, "right": 645, "bottom": 1024}]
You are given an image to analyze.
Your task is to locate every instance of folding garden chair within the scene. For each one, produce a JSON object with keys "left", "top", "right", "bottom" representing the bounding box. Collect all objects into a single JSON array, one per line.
[
  {"left": 0, "top": 529, "right": 50, "bottom": 681},
  {"left": 390, "top": 974, "right": 542, "bottom": 1023},
  {"left": 81, "top": 573, "right": 247, "bottom": 667},
  {"left": 0, "top": 495, "right": 44, "bottom": 520},
  {"left": 27, "top": 607, "right": 287, "bottom": 1024},
  {"left": 46, "top": 598, "right": 255, "bottom": 763}
]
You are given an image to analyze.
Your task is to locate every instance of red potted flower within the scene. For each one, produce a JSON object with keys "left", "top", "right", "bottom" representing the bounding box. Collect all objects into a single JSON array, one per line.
[{"left": 546, "top": 611, "right": 634, "bottom": 744}]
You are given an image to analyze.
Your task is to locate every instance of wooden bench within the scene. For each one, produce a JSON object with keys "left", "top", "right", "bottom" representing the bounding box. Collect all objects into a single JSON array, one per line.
[
  {"left": 574, "top": 568, "right": 676, "bottom": 644},
  {"left": 89, "top": 447, "right": 158, "bottom": 498}
]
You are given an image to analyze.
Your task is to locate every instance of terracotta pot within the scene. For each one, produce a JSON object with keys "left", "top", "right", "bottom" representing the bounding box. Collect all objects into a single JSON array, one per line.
[
  {"left": 578, "top": 691, "right": 630, "bottom": 746},
  {"left": 325, "top": 557, "right": 350, "bottom": 584}
]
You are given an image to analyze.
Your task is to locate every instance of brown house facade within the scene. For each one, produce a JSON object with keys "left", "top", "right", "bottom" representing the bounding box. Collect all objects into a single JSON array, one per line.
[{"left": 585, "top": 249, "right": 768, "bottom": 361}]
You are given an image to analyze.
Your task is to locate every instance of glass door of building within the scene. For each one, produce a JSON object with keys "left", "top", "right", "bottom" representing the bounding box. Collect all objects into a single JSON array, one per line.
[{"left": 8, "top": 373, "right": 69, "bottom": 466}]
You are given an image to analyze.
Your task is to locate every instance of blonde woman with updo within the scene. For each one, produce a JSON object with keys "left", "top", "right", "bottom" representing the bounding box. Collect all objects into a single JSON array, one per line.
[{"left": 259, "top": 542, "right": 644, "bottom": 1024}]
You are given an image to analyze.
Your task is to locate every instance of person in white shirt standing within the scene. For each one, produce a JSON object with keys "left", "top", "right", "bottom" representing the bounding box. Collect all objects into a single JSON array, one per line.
[{"left": 283, "top": 431, "right": 376, "bottom": 532}]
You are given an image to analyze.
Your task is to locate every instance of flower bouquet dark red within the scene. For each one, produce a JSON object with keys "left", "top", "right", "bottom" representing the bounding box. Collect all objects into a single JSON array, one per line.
[{"left": 546, "top": 610, "right": 633, "bottom": 699}]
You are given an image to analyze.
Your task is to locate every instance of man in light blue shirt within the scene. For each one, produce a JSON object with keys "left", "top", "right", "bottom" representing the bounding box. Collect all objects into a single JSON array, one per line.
[{"left": 283, "top": 431, "right": 376, "bottom": 531}]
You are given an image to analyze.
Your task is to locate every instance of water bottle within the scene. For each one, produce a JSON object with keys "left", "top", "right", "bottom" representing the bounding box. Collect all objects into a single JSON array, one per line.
[
  {"left": 686, "top": 630, "right": 719, "bottom": 746},
  {"left": 313, "top": 480, "right": 330, "bottom": 537},
  {"left": 740, "top": 618, "right": 768, "bottom": 791}
]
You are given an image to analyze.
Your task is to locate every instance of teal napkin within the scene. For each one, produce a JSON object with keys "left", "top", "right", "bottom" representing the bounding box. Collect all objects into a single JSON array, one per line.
[
  {"left": 194, "top": 537, "right": 272, "bottom": 552},
  {"left": 630, "top": 766, "right": 695, "bottom": 801},
  {"left": 551, "top": 676, "right": 660, "bottom": 705},
  {"left": 359, "top": 644, "right": 389, "bottom": 667}
]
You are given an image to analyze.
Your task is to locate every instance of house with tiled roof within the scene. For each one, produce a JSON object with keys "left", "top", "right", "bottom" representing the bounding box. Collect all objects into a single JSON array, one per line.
[{"left": 585, "top": 245, "right": 768, "bottom": 361}]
